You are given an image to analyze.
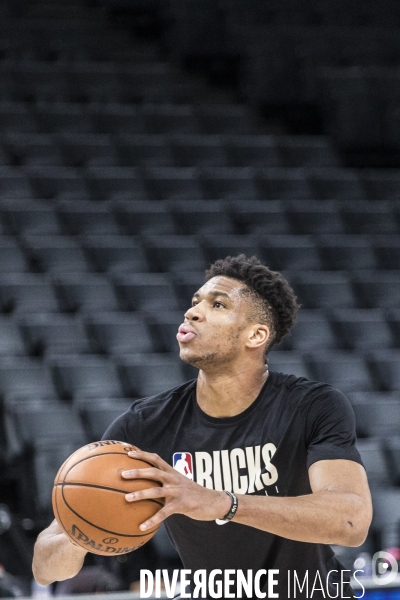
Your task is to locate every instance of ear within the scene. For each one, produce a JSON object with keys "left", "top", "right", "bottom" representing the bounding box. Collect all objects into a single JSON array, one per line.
[{"left": 245, "top": 324, "right": 270, "bottom": 350}]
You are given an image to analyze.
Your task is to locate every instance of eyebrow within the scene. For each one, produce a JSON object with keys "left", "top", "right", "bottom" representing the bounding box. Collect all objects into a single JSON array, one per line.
[{"left": 192, "top": 290, "right": 231, "bottom": 300}]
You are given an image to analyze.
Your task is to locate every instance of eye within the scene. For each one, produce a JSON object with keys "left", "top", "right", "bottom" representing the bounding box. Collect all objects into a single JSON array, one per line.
[{"left": 213, "top": 301, "right": 225, "bottom": 309}]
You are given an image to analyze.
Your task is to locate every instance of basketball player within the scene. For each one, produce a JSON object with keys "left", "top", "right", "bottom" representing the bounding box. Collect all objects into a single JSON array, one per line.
[{"left": 33, "top": 255, "right": 372, "bottom": 599}]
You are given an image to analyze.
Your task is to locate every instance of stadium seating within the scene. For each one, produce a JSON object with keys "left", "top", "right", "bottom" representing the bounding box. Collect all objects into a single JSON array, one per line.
[{"left": 0, "top": 0, "right": 398, "bottom": 570}]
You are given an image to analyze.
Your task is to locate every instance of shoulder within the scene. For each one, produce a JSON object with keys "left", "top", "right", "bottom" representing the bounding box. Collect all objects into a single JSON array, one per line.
[
  {"left": 269, "top": 370, "right": 345, "bottom": 402},
  {"left": 102, "top": 379, "right": 197, "bottom": 440},
  {"left": 129, "top": 378, "right": 197, "bottom": 414},
  {"left": 269, "top": 370, "right": 354, "bottom": 419}
]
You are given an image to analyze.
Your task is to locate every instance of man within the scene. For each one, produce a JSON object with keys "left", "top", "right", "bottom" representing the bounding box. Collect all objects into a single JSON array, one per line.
[{"left": 33, "top": 255, "right": 372, "bottom": 599}]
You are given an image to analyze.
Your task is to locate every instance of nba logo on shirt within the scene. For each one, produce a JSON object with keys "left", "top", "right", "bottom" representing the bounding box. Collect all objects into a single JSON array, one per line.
[{"left": 173, "top": 452, "right": 193, "bottom": 480}]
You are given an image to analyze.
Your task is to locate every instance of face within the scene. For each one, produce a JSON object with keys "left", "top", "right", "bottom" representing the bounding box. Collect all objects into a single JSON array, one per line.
[{"left": 176, "top": 276, "right": 262, "bottom": 370}]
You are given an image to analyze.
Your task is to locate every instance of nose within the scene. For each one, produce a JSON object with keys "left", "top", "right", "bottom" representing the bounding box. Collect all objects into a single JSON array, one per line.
[{"left": 184, "top": 302, "right": 204, "bottom": 322}]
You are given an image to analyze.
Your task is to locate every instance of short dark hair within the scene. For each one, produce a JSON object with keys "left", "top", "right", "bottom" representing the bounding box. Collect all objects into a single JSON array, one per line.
[{"left": 205, "top": 254, "right": 299, "bottom": 352}]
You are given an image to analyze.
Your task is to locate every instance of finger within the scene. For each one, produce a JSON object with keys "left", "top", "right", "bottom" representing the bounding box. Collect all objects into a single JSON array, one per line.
[
  {"left": 139, "top": 505, "right": 173, "bottom": 531},
  {"left": 125, "top": 487, "right": 165, "bottom": 502},
  {"left": 121, "top": 467, "right": 169, "bottom": 483},
  {"left": 128, "top": 450, "right": 173, "bottom": 472}
]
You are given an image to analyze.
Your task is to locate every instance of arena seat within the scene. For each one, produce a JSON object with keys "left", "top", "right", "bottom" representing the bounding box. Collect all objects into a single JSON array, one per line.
[
  {"left": 4, "top": 133, "right": 62, "bottom": 167},
  {"left": 317, "top": 235, "right": 378, "bottom": 271},
  {"left": 0, "top": 358, "right": 58, "bottom": 404},
  {"left": 0, "top": 237, "right": 28, "bottom": 273},
  {"left": 0, "top": 273, "right": 60, "bottom": 314},
  {"left": 172, "top": 271, "right": 208, "bottom": 310},
  {"left": 116, "top": 353, "right": 186, "bottom": 397},
  {"left": 280, "top": 309, "right": 337, "bottom": 352},
  {"left": 86, "top": 312, "right": 155, "bottom": 355},
  {"left": 0, "top": 199, "right": 60, "bottom": 236},
  {"left": 0, "top": 317, "right": 26, "bottom": 356},
  {"left": 201, "top": 167, "right": 259, "bottom": 200},
  {"left": 387, "top": 309, "right": 400, "bottom": 347},
  {"left": 31, "top": 437, "right": 87, "bottom": 514},
  {"left": 51, "top": 355, "right": 124, "bottom": 400},
  {"left": 171, "top": 200, "right": 234, "bottom": 235},
  {"left": 28, "top": 166, "right": 89, "bottom": 200},
  {"left": 356, "top": 438, "right": 392, "bottom": 488},
  {"left": 277, "top": 136, "right": 340, "bottom": 168},
  {"left": 370, "top": 489, "right": 400, "bottom": 548},
  {"left": 308, "top": 168, "right": 365, "bottom": 199},
  {"left": 172, "top": 134, "right": 228, "bottom": 168},
  {"left": 82, "top": 235, "right": 149, "bottom": 274},
  {"left": 114, "top": 272, "right": 181, "bottom": 313},
  {"left": 353, "top": 271, "right": 400, "bottom": 309},
  {"left": 224, "top": 136, "right": 282, "bottom": 168},
  {"left": 349, "top": 393, "right": 400, "bottom": 436},
  {"left": 363, "top": 170, "right": 400, "bottom": 200},
  {"left": 54, "top": 273, "right": 121, "bottom": 313},
  {"left": 196, "top": 105, "right": 260, "bottom": 135},
  {"left": 145, "top": 167, "right": 203, "bottom": 200},
  {"left": 0, "top": 167, "right": 33, "bottom": 198},
  {"left": 5, "top": 399, "right": 86, "bottom": 453},
  {"left": 114, "top": 200, "right": 177, "bottom": 236},
  {"left": 143, "top": 235, "right": 208, "bottom": 273},
  {"left": 341, "top": 202, "right": 397, "bottom": 235},
  {"left": 232, "top": 200, "right": 291, "bottom": 235},
  {"left": 116, "top": 134, "right": 174, "bottom": 168},
  {"left": 291, "top": 271, "right": 357, "bottom": 309},
  {"left": 34, "top": 103, "right": 95, "bottom": 134},
  {"left": 77, "top": 398, "right": 133, "bottom": 441},
  {"left": 86, "top": 166, "right": 147, "bottom": 201},
  {"left": 89, "top": 104, "right": 145, "bottom": 135},
  {"left": 370, "top": 349, "right": 400, "bottom": 391},
  {"left": 268, "top": 351, "right": 313, "bottom": 380},
  {"left": 257, "top": 168, "right": 313, "bottom": 199},
  {"left": 146, "top": 311, "right": 184, "bottom": 353},
  {"left": 23, "top": 235, "right": 90, "bottom": 273},
  {"left": 308, "top": 352, "right": 375, "bottom": 393},
  {"left": 0, "top": 103, "right": 39, "bottom": 134},
  {"left": 20, "top": 313, "right": 92, "bottom": 357},
  {"left": 285, "top": 202, "right": 345, "bottom": 235},
  {"left": 0, "top": 145, "right": 10, "bottom": 167},
  {"left": 373, "top": 235, "right": 400, "bottom": 270},
  {"left": 57, "top": 200, "right": 120, "bottom": 236},
  {"left": 384, "top": 436, "right": 400, "bottom": 486},
  {"left": 258, "top": 235, "right": 322, "bottom": 271},
  {"left": 59, "top": 133, "right": 119, "bottom": 168},
  {"left": 331, "top": 309, "right": 394, "bottom": 351},
  {"left": 141, "top": 105, "right": 198, "bottom": 135},
  {"left": 201, "top": 234, "right": 260, "bottom": 264}
]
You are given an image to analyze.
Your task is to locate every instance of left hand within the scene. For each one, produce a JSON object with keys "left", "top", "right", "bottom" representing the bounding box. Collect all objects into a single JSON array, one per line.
[{"left": 121, "top": 450, "right": 231, "bottom": 531}]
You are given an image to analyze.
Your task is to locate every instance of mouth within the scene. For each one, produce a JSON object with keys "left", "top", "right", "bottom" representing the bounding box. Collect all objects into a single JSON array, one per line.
[{"left": 176, "top": 324, "right": 197, "bottom": 343}]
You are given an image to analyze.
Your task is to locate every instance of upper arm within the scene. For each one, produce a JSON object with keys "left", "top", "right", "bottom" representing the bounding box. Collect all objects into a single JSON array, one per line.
[{"left": 309, "top": 459, "right": 373, "bottom": 527}]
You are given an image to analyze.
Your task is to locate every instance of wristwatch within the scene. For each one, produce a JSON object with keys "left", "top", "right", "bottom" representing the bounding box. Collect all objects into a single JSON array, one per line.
[{"left": 215, "top": 491, "right": 238, "bottom": 525}]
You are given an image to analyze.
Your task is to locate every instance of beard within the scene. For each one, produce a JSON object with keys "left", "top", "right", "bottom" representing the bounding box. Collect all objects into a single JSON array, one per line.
[
  {"left": 180, "top": 350, "right": 219, "bottom": 370},
  {"left": 179, "top": 342, "right": 240, "bottom": 371}
]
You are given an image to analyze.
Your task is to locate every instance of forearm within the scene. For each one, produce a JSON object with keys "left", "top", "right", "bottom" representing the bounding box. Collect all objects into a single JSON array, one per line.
[
  {"left": 32, "top": 522, "right": 87, "bottom": 585},
  {"left": 234, "top": 490, "right": 369, "bottom": 547}
]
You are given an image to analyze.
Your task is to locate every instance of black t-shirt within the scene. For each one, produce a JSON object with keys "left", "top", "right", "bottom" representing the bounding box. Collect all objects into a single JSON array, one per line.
[{"left": 103, "top": 371, "right": 363, "bottom": 599}]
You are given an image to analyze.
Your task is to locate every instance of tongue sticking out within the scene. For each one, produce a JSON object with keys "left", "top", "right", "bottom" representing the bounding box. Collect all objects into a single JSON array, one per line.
[{"left": 176, "top": 331, "right": 196, "bottom": 343}]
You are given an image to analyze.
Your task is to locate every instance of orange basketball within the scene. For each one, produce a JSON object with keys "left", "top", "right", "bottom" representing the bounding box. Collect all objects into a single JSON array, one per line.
[{"left": 52, "top": 440, "right": 162, "bottom": 556}]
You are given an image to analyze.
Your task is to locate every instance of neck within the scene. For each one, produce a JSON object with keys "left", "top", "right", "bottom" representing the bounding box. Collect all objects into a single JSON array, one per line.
[{"left": 196, "top": 360, "right": 269, "bottom": 418}]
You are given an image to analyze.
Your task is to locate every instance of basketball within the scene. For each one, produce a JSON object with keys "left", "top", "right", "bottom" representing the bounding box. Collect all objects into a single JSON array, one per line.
[{"left": 52, "top": 440, "right": 162, "bottom": 556}]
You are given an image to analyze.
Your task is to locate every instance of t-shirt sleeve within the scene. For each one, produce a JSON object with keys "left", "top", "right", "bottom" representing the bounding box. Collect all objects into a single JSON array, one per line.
[
  {"left": 305, "top": 385, "right": 363, "bottom": 469},
  {"left": 101, "top": 410, "right": 133, "bottom": 444}
]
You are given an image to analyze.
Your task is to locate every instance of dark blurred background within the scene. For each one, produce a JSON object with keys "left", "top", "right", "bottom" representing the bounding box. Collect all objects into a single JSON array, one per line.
[{"left": 0, "top": 0, "right": 399, "bottom": 596}]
